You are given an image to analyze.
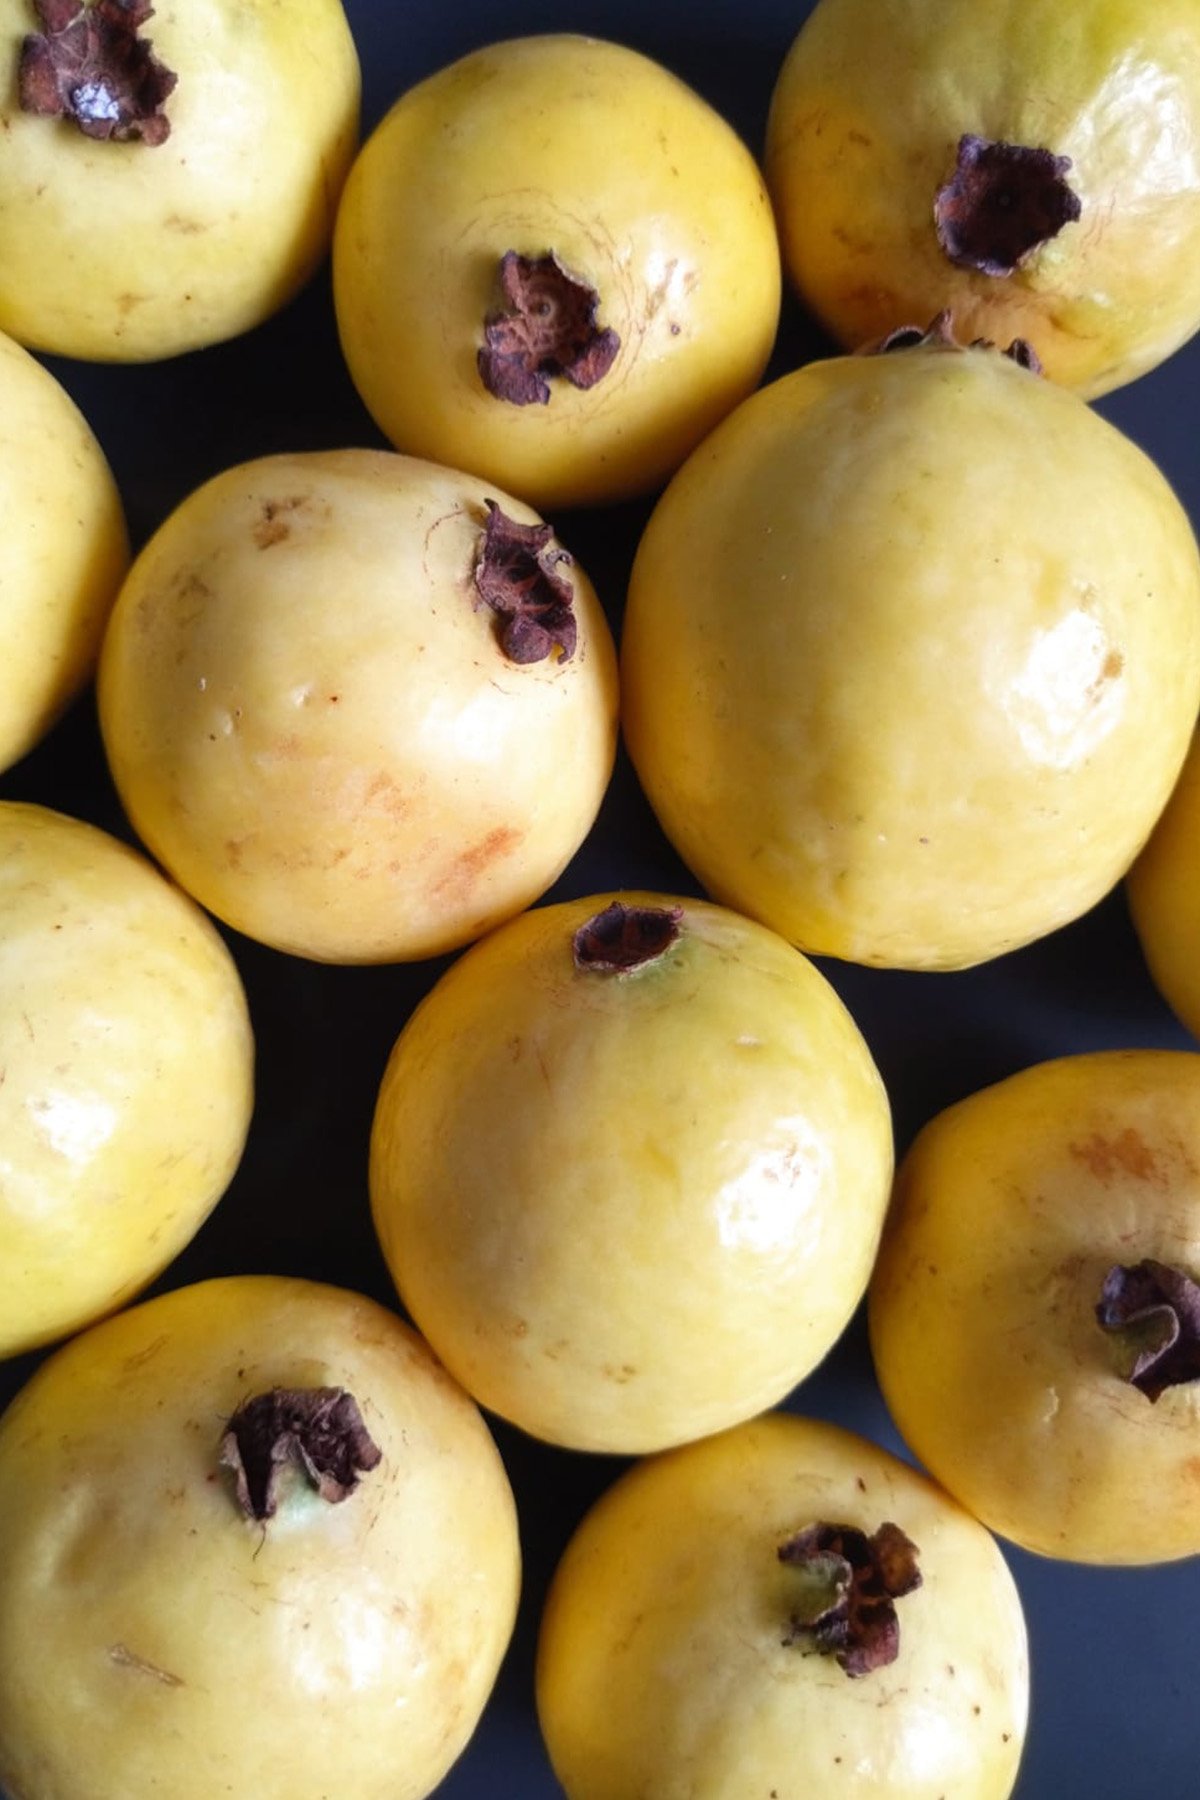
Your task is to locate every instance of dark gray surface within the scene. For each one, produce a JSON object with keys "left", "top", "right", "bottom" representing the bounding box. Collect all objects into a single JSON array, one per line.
[{"left": 3, "top": 1, "right": 1200, "bottom": 1794}]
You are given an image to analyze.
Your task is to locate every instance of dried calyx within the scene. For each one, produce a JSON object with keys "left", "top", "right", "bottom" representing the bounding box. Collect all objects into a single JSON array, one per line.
[
  {"left": 473, "top": 501, "right": 578, "bottom": 664},
  {"left": 873, "top": 310, "right": 1042, "bottom": 373},
  {"left": 478, "top": 250, "right": 620, "bottom": 406},
  {"left": 1095, "top": 1259, "right": 1200, "bottom": 1402},
  {"left": 934, "top": 134, "right": 1082, "bottom": 278},
  {"left": 778, "top": 1519, "right": 922, "bottom": 1678},
  {"left": 19, "top": 0, "right": 176, "bottom": 145},
  {"left": 220, "top": 1387, "right": 382, "bottom": 1522},
  {"left": 572, "top": 901, "right": 684, "bottom": 973}
]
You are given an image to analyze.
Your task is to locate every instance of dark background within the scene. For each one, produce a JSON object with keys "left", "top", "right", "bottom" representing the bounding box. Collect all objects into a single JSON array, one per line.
[{"left": 3, "top": 1, "right": 1200, "bottom": 1794}]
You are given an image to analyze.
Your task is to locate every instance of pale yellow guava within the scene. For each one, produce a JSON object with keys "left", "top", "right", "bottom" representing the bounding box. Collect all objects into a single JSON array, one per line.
[{"left": 1127, "top": 728, "right": 1200, "bottom": 1041}]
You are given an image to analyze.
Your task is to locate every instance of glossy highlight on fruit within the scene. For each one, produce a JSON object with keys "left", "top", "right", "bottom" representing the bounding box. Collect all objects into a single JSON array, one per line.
[
  {"left": 0, "top": 1275, "right": 521, "bottom": 1800},
  {"left": 537, "top": 1410, "right": 1029, "bottom": 1799},
  {"left": 622, "top": 328, "right": 1200, "bottom": 970},
  {"left": 765, "top": 0, "right": 1200, "bottom": 396},
  {"left": 0, "top": 801, "right": 253, "bottom": 1361},
  {"left": 369, "top": 892, "right": 893, "bottom": 1453},
  {"left": 869, "top": 1049, "right": 1200, "bottom": 1563},
  {"left": 97, "top": 448, "right": 619, "bottom": 963},
  {"left": 332, "top": 33, "right": 781, "bottom": 510}
]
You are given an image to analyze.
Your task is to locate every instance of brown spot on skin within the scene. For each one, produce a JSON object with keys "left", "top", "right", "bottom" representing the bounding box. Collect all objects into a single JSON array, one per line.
[
  {"left": 254, "top": 496, "right": 308, "bottom": 549},
  {"left": 436, "top": 825, "right": 524, "bottom": 899},
  {"left": 1070, "top": 1128, "right": 1164, "bottom": 1185}
]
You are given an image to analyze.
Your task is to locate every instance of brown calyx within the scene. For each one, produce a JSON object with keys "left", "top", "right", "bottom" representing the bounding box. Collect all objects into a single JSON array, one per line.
[
  {"left": 19, "top": 0, "right": 176, "bottom": 144},
  {"left": 478, "top": 250, "right": 620, "bottom": 406},
  {"left": 473, "top": 501, "right": 577, "bottom": 663},
  {"left": 778, "top": 1519, "right": 922, "bottom": 1678},
  {"left": 873, "top": 309, "right": 1042, "bottom": 373},
  {"left": 1095, "top": 1260, "right": 1200, "bottom": 1402},
  {"left": 572, "top": 901, "right": 684, "bottom": 973},
  {"left": 934, "top": 134, "right": 1082, "bottom": 278},
  {"left": 220, "top": 1387, "right": 382, "bottom": 1522}
]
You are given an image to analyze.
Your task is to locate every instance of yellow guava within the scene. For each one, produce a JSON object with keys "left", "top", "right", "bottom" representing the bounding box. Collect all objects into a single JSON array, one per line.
[
  {"left": 0, "top": 801, "right": 253, "bottom": 1361},
  {"left": 369, "top": 892, "right": 893, "bottom": 1454},
  {"left": 1126, "top": 728, "right": 1200, "bottom": 1041},
  {"left": 97, "top": 448, "right": 618, "bottom": 963},
  {"left": 0, "top": 0, "right": 360, "bottom": 360},
  {"left": 0, "top": 1274, "right": 521, "bottom": 1800},
  {"left": 537, "top": 1410, "right": 1029, "bottom": 1799},
  {"left": 621, "top": 324, "right": 1200, "bottom": 971},
  {"left": 332, "top": 33, "right": 781, "bottom": 510},
  {"left": 869, "top": 1049, "right": 1200, "bottom": 1563},
  {"left": 764, "top": 0, "right": 1200, "bottom": 396},
  {"left": 0, "top": 328, "right": 128, "bottom": 775}
]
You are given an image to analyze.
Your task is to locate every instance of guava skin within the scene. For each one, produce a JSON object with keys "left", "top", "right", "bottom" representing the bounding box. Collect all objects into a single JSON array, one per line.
[
  {"left": 369, "top": 892, "right": 893, "bottom": 1454},
  {"left": 97, "top": 448, "right": 618, "bottom": 964},
  {"left": 765, "top": 0, "right": 1200, "bottom": 397},
  {"left": 1127, "top": 728, "right": 1200, "bottom": 1041},
  {"left": 537, "top": 1411, "right": 1029, "bottom": 1799},
  {"left": 869, "top": 1050, "right": 1200, "bottom": 1564},
  {"left": 621, "top": 337, "right": 1200, "bottom": 971},
  {"left": 0, "top": 802, "right": 253, "bottom": 1361},
  {"left": 332, "top": 33, "right": 782, "bottom": 510},
  {"left": 0, "top": 1276, "right": 521, "bottom": 1800},
  {"left": 0, "top": 329, "right": 129, "bottom": 776},
  {"left": 0, "top": 0, "right": 361, "bottom": 361}
]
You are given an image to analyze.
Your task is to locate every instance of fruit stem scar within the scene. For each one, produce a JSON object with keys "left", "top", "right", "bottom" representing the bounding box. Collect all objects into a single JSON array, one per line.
[
  {"left": 1095, "top": 1259, "right": 1200, "bottom": 1401},
  {"left": 219, "top": 1387, "right": 382, "bottom": 1522},
  {"left": 477, "top": 250, "right": 620, "bottom": 405},
  {"left": 572, "top": 901, "right": 684, "bottom": 973},
  {"left": 19, "top": 0, "right": 177, "bottom": 144},
  {"left": 473, "top": 501, "right": 578, "bottom": 663},
  {"left": 778, "top": 1519, "right": 922, "bottom": 1678},
  {"left": 934, "top": 134, "right": 1082, "bottom": 278}
]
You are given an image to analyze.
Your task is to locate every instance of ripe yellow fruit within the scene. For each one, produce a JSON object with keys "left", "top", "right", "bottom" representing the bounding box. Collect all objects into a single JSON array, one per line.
[
  {"left": 0, "top": 1275, "right": 521, "bottom": 1800},
  {"left": 369, "top": 893, "right": 893, "bottom": 1453},
  {"left": 332, "top": 33, "right": 781, "bottom": 510},
  {"left": 0, "top": 0, "right": 360, "bottom": 360},
  {"left": 1127, "top": 729, "right": 1200, "bottom": 1041},
  {"left": 97, "top": 448, "right": 618, "bottom": 963},
  {"left": 622, "top": 328, "right": 1200, "bottom": 970},
  {"left": 538, "top": 1410, "right": 1030, "bottom": 1799},
  {"left": 0, "top": 802, "right": 253, "bottom": 1361},
  {"left": 0, "top": 329, "right": 128, "bottom": 775},
  {"left": 765, "top": 0, "right": 1200, "bottom": 396},
  {"left": 870, "top": 1049, "right": 1200, "bottom": 1563}
]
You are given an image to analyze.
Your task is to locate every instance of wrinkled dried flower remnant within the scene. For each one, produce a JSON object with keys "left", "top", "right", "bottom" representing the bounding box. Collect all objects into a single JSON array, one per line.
[
  {"left": 473, "top": 501, "right": 578, "bottom": 664},
  {"left": 873, "top": 310, "right": 1042, "bottom": 373},
  {"left": 572, "top": 901, "right": 684, "bottom": 973},
  {"left": 778, "top": 1519, "right": 922, "bottom": 1678},
  {"left": 935, "top": 134, "right": 1082, "bottom": 278},
  {"left": 220, "top": 1387, "right": 383, "bottom": 1522},
  {"left": 478, "top": 250, "right": 620, "bottom": 406},
  {"left": 19, "top": 0, "right": 177, "bottom": 144},
  {"left": 1096, "top": 1259, "right": 1200, "bottom": 1402}
]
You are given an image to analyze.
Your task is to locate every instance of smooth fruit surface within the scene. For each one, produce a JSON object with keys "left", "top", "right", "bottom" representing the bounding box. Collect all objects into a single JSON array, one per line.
[
  {"left": 765, "top": 0, "right": 1200, "bottom": 396},
  {"left": 0, "top": 0, "right": 360, "bottom": 360},
  {"left": 870, "top": 1049, "right": 1200, "bottom": 1563},
  {"left": 370, "top": 892, "right": 893, "bottom": 1453},
  {"left": 622, "top": 335, "right": 1200, "bottom": 970},
  {"left": 0, "top": 1275, "right": 521, "bottom": 1800},
  {"left": 1127, "top": 728, "right": 1200, "bottom": 1041},
  {"left": 537, "top": 1410, "right": 1029, "bottom": 1799},
  {"left": 0, "top": 329, "right": 128, "bottom": 775},
  {"left": 0, "top": 801, "right": 253, "bottom": 1360},
  {"left": 97, "top": 448, "right": 618, "bottom": 963},
  {"left": 332, "top": 33, "right": 781, "bottom": 510}
]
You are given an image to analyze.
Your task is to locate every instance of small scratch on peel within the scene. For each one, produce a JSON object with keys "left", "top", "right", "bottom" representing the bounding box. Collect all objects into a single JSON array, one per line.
[{"left": 108, "top": 1644, "right": 185, "bottom": 1687}]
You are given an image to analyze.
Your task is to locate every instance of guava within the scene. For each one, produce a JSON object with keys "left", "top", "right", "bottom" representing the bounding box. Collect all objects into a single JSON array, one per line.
[
  {"left": 621, "top": 321, "right": 1200, "bottom": 971},
  {"left": 537, "top": 1409, "right": 1029, "bottom": 1799},
  {"left": 0, "top": 801, "right": 253, "bottom": 1361},
  {"left": 0, "top": 0, "right": 360, "bottom": 360},
  {"left": 0, "top": 1274, "right": 520, "bottom": 1799},
  {"left": 0, "top": 327, "right": 128, "bottom": 775},
  {"left": 369, "top": 893, "right": 893, "bottom": 1453},
  {"left": 869, "top": 1049, "right": 1200, "bottom": 1563},
  {"left": 764, "top": 0, "right": 1200, "bottom": 396},
  {"left": 97, "top": 448, "right": 618, "bottom": 963},
  {"left": 1126, "top": 728, "right": 1200, "bottom": 1041},
  {"left": 332, "top": 33, "right": 781, "bottom": 510}
]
